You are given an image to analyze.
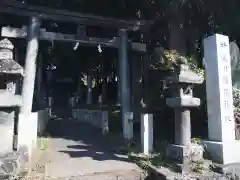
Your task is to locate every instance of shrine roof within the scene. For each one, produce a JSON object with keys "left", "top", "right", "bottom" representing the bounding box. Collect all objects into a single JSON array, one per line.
[{"left": 0, "top": 59, "right": 24, "bottom": 75}]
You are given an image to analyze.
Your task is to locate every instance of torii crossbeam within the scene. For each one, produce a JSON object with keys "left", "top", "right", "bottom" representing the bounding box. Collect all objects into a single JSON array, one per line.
[{"left": 1, "top": 26, "right": 147, "bottom": 52}]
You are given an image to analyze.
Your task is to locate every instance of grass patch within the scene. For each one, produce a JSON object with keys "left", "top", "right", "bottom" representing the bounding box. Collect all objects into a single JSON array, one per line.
[
  {"left": 128, "top": 140, "right": 207, "bottom": 174},
  {"left": 37, "top": 137, "right": 49, "bottom": 150},
  {"left": 128, "top": 141, "right": 181, "bottom": 173}
]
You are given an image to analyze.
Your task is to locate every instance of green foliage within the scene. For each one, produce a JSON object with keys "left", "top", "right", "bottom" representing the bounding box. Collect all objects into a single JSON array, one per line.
[
  {"left": 233, "top": 88, "right": 240, "bottom": 140},
  {"left": 190, "top": 160, "right": 205, "bottom": 174},
  {"left": 191, "top": 138, "right": 201, "bottom": 144},
  {"left": 233, "top": 88, "right": 240, "bottom": 108},
  {"left": 152, "top": 48, "right": 184, "bottom": 70},
  {"left": 37, "top": 137, "right": 49, "bottom": 150},
  {"left": 152, "top": 47, "right": 204, "bottom": 77}
]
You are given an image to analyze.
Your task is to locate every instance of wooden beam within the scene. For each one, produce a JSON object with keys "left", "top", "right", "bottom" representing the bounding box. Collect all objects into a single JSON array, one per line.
[
  {"left": 0, "top": 1, "right": 153, "bottom": 32},
  {"left": 131, "top": 43, "right": 146, "bottom": 53},
  {"left": 1, "top": 26, "right": 146, "bottom": 52},
  {"left": 77, "top": 24, "right": 87, "bottom": 39},
  {"left": 1, "top": 26, "right": 118, "bottom": 46}
]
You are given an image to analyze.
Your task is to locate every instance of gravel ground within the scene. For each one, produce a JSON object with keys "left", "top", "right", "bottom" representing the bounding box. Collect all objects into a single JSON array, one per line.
[{"left": 28, "top": 118, "right": 145, "bottom": 180}]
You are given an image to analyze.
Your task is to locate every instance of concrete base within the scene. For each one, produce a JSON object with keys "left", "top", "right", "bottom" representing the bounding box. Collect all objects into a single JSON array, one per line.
[
  {"left": 207, "top": 141, "right": 240, "bottom": 178},
  {"left": 72, "top": 109, "right": 109, "bottom": 134},
  {"left": 18, "top": 109, "right": 49, "bottom": 155},
  {"left": 141, "top": 113, "right": 153, "bottom": 155},
  {"left": 213, "top": 163, "right": 240, "bottom": 178},
  {"left": 101, "top": 111, "right": 109, "bottom": 134},
  {"left": 123, "top": 112, "right": 133, "bottom": 140},
  {"left": 144, "top": 160, "right": 222, "bottom": 180},
  {"left": 37, "top": 109, "right": 49, "bottom": 135},
  {"left": 166, "top": 144, "right": 203, "bottom": 163},
  {"left": 0, "top": 123, "right": 14, "bottom": 154},
  {"left": 18, "top": 113, "right": 37, "bottom": 153},
  {"left": 203, "top": 141, "right": 223, "bottom": 164},
  {"left": 204, "top": 140, "right": 240, "bottom": 164}
]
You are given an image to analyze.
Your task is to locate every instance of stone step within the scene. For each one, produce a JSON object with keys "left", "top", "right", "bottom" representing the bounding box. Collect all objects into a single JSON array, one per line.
[{"left": 211, "top": 163, "right": 240, "bottom": 178}]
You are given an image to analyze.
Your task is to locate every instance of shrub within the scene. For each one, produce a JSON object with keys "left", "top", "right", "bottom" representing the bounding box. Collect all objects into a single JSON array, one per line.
[{"left": 233, "top": 88, "right": 240, "bottom": 139}]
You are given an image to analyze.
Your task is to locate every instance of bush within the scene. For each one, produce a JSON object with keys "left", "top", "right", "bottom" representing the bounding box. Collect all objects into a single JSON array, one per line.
[
  {"left": 233, "top": 88, "right": 240, "bottom": 108},
  {"left": 233, "top": 88, "right": 240, "bottom": 140}
]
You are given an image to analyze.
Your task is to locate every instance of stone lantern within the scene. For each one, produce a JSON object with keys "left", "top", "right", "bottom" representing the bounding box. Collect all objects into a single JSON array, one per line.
[
  {"left": 166, "top": 60, "right": 204, "bottom": 171},
  {"left": 0, "top": 38, "right": 23, "bottom": 155}
]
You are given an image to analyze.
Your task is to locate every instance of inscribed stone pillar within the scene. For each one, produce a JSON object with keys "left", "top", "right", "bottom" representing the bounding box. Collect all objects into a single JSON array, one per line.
[
  {"left": 203, "top": 34, "right": 236, "bottom": 164},
  {"left": 118, "top": 29, "right": 133, "bottom": 140}
]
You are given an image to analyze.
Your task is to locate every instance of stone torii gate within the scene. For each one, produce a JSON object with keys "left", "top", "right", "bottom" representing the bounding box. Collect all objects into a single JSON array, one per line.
[{"left": 0, "top": 1, "right": 152, "bottom": 148}]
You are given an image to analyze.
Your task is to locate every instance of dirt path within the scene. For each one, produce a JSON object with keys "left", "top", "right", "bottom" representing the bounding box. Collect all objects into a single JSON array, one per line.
[{"left": 32, "top": 118, "right": 145, "bottom": 180}]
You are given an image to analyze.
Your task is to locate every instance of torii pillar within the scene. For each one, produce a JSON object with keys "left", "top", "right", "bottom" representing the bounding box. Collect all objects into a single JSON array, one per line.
[
  {"left": 18, "top": 17, "right": 40, "bottom": 152},
  {"left": 118, "top": 29, "right": 133, "bottom": 140},
  {"left": 20, "top": 17, "right": 40, "bottom": 115}
]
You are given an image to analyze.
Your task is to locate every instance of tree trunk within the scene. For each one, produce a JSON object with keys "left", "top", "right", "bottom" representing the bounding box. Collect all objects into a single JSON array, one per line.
[{"left": 169, "top": 3, "right": 187, "bottom": 55}]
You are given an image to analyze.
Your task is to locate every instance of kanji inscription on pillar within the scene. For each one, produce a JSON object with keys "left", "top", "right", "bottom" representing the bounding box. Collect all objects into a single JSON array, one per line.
[
  {"left": 218, "top": 44, "right": 234, "bottom": 122},
  {"left": 204, "top": 34, "right": 235, "bottom": 143}
]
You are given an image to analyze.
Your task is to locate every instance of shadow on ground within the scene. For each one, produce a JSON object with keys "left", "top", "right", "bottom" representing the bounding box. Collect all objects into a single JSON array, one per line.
[
  {"left": 44, "top": 116, "right": 130, "bottom": 162},
  {"left": 38, "top": 109, "right": 158, "bottom": 179}
]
